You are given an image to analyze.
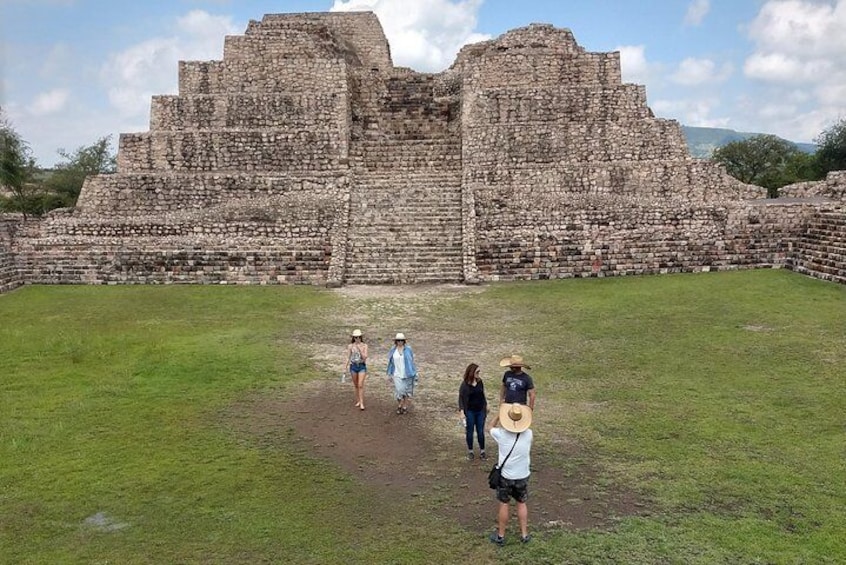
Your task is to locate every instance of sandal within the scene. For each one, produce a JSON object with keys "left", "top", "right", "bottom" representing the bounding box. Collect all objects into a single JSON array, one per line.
[{"left": 396, "top": 407, "right": 403, "bottom": 415}]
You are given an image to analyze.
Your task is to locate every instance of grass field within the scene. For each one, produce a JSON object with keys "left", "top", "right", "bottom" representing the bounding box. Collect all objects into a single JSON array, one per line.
[{"left": 1, "top": 270, "right": 843, "bottom": 564}]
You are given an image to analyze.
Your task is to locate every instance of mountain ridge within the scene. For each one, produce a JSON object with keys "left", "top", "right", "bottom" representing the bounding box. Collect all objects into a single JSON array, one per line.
[{"left": 682, "top": 125, "right": 817, "bottom": 158}]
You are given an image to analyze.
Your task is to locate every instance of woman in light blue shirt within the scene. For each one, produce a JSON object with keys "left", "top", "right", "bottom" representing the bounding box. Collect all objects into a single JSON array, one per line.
[{"left": 386, "top": 332, "right": 419, "bottom": 415}]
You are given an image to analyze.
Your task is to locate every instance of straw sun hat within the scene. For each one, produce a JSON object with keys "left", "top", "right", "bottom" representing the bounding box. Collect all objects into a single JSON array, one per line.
[
  {"left": 394, "top": 333, "right": 406, "bottom": 341},
  {"left": 499, "top": 354, "right": 531, "bottom": 369},
  {"left": 499, "top": 403, "right": 533, "bottom": 433},
  {"left": 351, "top": 329, "right": 363, "bottom": 337}
]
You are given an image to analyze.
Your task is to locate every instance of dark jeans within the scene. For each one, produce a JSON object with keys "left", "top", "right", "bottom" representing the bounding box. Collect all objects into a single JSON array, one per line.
[{"left": 464, "top": 409, "right": 486, "bottom": 451}]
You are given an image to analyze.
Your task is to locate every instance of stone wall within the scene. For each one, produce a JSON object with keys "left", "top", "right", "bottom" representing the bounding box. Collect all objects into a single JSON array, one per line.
[
  {"left": 780, "top": 171, "right": 846, "bottom": 199},
  {"left": 789, "top": 204, "right": 846, "bottom": 284},
  {"left": 471, "top": 198, "right": 812, "bottom": 281},
  {"left": 0, "top": 216, "right": 22, "bottom": 293}
]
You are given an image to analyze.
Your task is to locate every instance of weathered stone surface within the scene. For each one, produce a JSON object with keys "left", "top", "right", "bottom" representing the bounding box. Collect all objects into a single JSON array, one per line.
[{"left": 1, "top": 11, "right": 844, "bottom": 292}]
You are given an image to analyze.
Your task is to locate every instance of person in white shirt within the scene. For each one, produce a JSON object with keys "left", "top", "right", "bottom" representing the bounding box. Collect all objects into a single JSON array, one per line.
[
  {"left": 386, "top": 332, "right": 419, "bottom": 414},
  {"left": 488, "top": 403, "right": 534, "bottom": 546}
]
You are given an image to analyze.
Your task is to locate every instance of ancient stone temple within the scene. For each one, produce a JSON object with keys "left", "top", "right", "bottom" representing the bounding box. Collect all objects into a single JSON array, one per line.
[{"left": 1, "top": 11, "right": 844, "bottom": 291}]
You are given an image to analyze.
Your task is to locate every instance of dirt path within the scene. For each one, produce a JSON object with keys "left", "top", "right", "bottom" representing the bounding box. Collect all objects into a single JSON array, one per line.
[{"left": 230, "top": 284, "right": 645, "bottom": 533}]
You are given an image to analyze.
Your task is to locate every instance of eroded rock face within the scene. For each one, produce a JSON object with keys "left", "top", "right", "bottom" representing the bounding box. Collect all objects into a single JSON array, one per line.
[{"left": 1, "top": 11, "right": 843, "bottom": 291}]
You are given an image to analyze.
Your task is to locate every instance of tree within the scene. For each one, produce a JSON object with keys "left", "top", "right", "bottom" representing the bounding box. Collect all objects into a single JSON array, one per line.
[
  {"left": 0, "top": 109, "right": 40, "bottom": 219},
  {"left": 814, "top": 118, "right": 846, "bottom": 176},
  {"left": 44, "top": 136, "right": 117, "bottom": 208},
  {"left": 711, "top": 134, "right": 807, "bottom": 198}
]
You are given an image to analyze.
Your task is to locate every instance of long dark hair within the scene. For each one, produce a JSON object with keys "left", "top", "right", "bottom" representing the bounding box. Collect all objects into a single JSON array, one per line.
[
  {"left": 463, "top": 363, "right": 479, "bottom": 385},
  {"left": 350, "top": 335, "right": 364, "bottom": 344}
]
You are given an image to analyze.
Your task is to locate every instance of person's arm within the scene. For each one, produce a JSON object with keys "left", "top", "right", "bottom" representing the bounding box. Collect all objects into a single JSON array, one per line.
[
  {"left": 458, "top": 382, "right": 467, "bottom": 413},
  {"left": 361, "top": 343, "right": 368, "bottom": 362},
  {"left": 487, "top": 415, "right": 500, "bottom": 434},
  {"left": 386, "top": 347, "right": 394, "bottom": 378},
  {"left": 407, "top": 347, "right": 418, "bottom": 378},
  {"left": 528, "top": 387, "right": 536, "bottom": 410}
]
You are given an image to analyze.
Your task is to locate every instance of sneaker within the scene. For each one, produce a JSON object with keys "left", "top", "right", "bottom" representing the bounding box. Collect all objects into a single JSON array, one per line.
[
  {"left": 466, "top": 451, "right": 475, "bottom": 461},
  {"left": 520, "top": 534, "right": 532, "bottom": 544},
  {"left": 489, "top": 532, "right": 505, "bottom": 546},
  {"left": 479, "top": 451, "right": 487, "bottom": 461}
]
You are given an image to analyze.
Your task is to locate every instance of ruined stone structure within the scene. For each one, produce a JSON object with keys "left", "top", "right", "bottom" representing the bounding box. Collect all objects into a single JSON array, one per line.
[{"left": 1, "top": 11, "right": 844, "bottom": 292}]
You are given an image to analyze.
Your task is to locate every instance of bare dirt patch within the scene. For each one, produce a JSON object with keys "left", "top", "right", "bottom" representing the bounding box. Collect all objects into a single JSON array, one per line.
[{"left": 226, "top": 284, "right": 647, "bottom": 533}]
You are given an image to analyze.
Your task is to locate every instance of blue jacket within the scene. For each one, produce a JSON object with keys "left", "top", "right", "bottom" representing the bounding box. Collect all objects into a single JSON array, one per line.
[{"left": 387, "top": 346, "right": 418, "bottom": 379}]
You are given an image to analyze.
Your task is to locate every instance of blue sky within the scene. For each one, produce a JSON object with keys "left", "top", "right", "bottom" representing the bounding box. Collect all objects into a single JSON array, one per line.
[{"left": 2, "top": 0, "right": 845, "bottom": 166}]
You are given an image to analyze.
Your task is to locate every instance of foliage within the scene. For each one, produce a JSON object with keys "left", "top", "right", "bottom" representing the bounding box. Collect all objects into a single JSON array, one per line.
[
  {"left": 42, "top": 136, "right": 117, "bottom": 208},
  {"left": 0, "top": 108, "right": 40, "bottom": 219},
  {"left": 711, "top": 134, "right": 812, "bottom": 197},
  {"left": 814, "top": 118, "right": 846, "bottom": 176}
]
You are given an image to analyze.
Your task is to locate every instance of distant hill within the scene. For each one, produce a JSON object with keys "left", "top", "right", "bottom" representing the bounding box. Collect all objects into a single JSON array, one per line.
[{"left": 682, "top": 126, "right": 817, "bottom": 158}]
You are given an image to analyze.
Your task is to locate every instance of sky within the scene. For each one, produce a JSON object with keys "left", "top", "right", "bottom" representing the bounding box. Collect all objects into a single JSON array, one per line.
[{"left": 1, "top": 0, "right": 845, "bottom": 167}]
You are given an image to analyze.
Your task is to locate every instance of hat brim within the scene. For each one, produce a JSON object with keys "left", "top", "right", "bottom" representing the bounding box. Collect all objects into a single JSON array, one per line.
[
  {"left": 499, "top": 357, "right": 531, "bottom": 369},
  {"left": 499, "top": 403, "right": 532, "bottom": 433}
]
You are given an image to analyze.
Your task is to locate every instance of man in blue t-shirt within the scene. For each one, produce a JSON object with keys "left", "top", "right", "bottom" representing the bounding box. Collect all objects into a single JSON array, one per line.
[{"left": 499, "top": 354, "right": 536, "bottom": 410}]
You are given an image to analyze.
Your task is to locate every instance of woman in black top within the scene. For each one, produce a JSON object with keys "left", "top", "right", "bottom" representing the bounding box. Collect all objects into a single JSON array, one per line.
[{"left": 458, "top": 362, "right": 489, "bottom": 461}]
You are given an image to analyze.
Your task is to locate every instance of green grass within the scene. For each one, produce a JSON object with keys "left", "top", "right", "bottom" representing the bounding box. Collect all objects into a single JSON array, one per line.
[
  {"left": 0, "top": 285, "right": 473, "bottom": 564},
  {"left": 1, "top": 270, "right": 844, "bottom": 563}
]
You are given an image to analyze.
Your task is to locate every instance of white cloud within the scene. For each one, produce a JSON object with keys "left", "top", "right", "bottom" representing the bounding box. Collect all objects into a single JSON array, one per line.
[
  {"left": 330, "top": 0, "right": 489, "bottom": 71},
  {"left": 616, "top": 45, "right": 659, "bottom": 85},
  {"left": 741, "top": 0, "right": 846, "bottom": 142},
  {"left": 744, "top": 51, "right": 833, "bottom": 83},
  {"left": 671, "top": 57, "right": 732, "bottom": 86},
  {"left": 27, "top": 88, "right": 70, "bottom": 116},
  {"left": 683, "top": 0, "right": 710, "bottom": 27},
  {"left": 652, "top": 97, "right": 730, "bottom": 128},
  {"left": 747, "top": 0, "right": 846, "bottom": 57},
  {"left": 99, "top": 10, "right": 239, "bottom": 119}
]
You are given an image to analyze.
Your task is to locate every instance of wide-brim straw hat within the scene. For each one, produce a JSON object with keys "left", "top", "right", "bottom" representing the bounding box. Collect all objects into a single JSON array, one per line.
[
  {"left": 351, "top": 329, "right": 363, "bottom": 337},
  {"left": 499, "top": 403, "right": 533, "bottom": 433},
  {"left": 395, "top": 333, "right": 406, "bottom": 341},
  {"left": 499, "top": 354, "right": 531, "bottom": 369}
]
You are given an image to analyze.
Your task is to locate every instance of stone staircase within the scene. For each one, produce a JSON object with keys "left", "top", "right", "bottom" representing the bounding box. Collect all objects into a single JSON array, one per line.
[
  {"left": 344, "top": 139, "right": 463, "bottom": 284},
  {"left": 342, "top": 72, "right": 464, "bottom": 284},
  {"left": 792, "top": 208, "right": 846, "bottom": 284}
]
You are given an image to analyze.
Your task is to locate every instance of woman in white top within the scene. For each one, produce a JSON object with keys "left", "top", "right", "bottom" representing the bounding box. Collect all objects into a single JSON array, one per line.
[{"left": 386, "top": 332, "right": 419, "bottom": 415}]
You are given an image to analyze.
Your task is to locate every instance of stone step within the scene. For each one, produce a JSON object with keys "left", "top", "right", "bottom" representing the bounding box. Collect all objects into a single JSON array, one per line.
[
  {"left": 347, "top": 245, "right": 462, "bottom": 256},
  {"left": 344, "top": 273, "right": 463, "bottom": 284},
  {"left": 797, "top": 252, "right": 846, "bottom": 266},
  {"left": 797, "top": 240, "right": 846, "bottom": 254},
  {"left": 352, "top": 174, "right": 461, "bottom": 183}
]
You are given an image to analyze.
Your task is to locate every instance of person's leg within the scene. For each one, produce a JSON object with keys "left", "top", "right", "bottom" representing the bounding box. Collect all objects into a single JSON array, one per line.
[
  {"left": 358, "top": 371, "right": 367, "bottom": 409},
  {"left": 351, "top": 371, "right": 361, "bottom": 406},
  {"left": 474, "top": 411, "right": 486, "bottom": 456},
  {"left": 516, "top": 501, "right": 529, "bottom": 539},
  {"left": 394, "top": 379, "right": 403, "bottom": 414},
  {"left": 497, "top": 501, "right": 509, "bottom": 537},
  {"left": 464, "top": 411, "right": 474, "bottom": 451}
]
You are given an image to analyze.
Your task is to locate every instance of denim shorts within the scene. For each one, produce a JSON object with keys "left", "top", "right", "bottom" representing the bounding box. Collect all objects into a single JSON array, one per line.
[
  {"left": 496, "top": 477, "right": 529, "bottom": 503},
  {"left": 349, "top": 362, "right": 367, "bottom": 374}
]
